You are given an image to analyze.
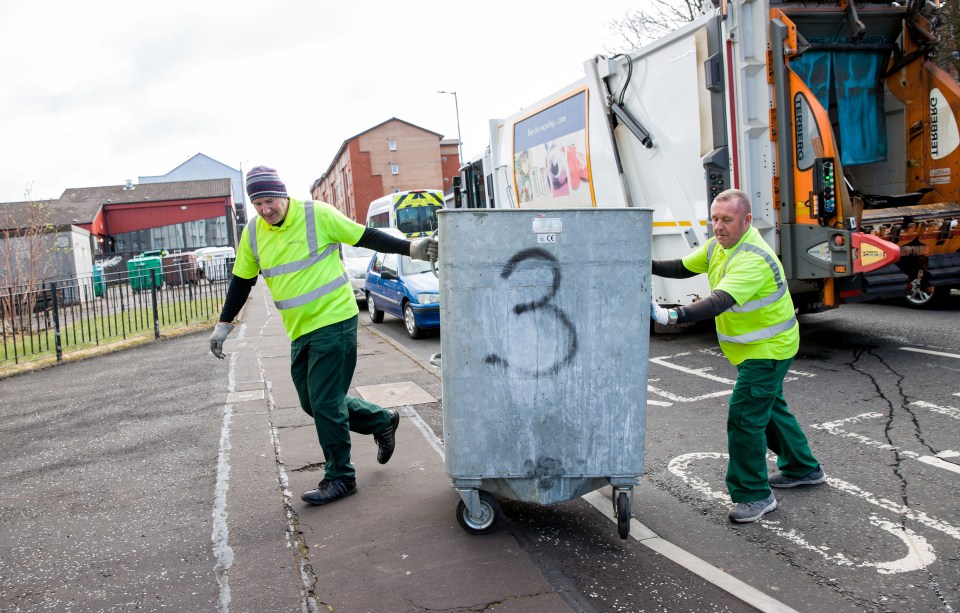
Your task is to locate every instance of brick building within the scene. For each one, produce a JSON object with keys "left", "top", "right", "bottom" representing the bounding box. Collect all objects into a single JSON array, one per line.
[
  {"left": 0, "top": 179, "right": 233, "bottom": 291},
  {"left": 310, "top": 118, "right": 460, "bottom": 224}
]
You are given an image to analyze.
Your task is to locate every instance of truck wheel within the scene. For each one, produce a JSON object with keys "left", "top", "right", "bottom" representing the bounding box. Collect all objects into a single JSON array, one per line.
[{"left": 904, "top": 275, "right": 947, "bottom": 308}]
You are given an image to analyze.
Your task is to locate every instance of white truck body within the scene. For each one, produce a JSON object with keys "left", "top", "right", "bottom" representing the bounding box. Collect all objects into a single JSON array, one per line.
[{"left": 457, "top": 0, "right": 960, "bottom": 311}]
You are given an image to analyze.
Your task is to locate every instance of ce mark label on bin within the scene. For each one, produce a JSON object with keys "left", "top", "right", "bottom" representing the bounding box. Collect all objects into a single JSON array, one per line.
[{"left": 533, "top": 217, "right": 561, "bottom": 245}]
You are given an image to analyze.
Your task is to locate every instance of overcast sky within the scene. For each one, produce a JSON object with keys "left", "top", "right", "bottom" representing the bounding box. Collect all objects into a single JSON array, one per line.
[{"left": 0, "top": 1, "right": 642, "bottom": 205}]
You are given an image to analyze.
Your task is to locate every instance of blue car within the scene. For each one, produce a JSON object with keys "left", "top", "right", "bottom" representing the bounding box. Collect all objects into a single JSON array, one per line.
[{"left": 364, "top": 252, "right": 440, "bottom": 338}]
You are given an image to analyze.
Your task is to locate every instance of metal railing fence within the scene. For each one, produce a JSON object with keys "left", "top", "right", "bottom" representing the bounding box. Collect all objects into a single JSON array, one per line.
[{"left": 0, "top": 258, "right": 232, "bottom": 371}]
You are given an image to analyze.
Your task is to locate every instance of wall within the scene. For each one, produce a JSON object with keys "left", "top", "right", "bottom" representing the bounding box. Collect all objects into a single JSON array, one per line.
[
  {"left": 439, "top": 140, "right": 461, "bottom": 195},
  {"left": 104, "top": 198, "right": 231, "bottom": 234}
]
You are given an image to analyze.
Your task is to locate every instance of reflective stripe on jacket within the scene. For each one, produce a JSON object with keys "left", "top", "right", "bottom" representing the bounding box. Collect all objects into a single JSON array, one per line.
[
  {"left": 248, "top": 200, "right": 349, "bottom": 310},
  {"left": 237, "top": 199, "right": 361, "bottom": 340},
  {"left": 695, "top": 227, "right": 799, "bottom": 364}
]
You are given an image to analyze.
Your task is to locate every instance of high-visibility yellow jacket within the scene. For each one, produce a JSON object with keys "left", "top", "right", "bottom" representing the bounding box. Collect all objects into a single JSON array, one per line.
[
  {"left": 233, "top": 199, "right": 364, "bottom": 340},
  {"left": 682, "top": 226, "right": 798, "bottom": 365}
]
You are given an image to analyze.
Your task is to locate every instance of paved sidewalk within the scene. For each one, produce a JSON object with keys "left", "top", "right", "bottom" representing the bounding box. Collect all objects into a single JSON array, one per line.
[{"left": 223, "top": 283, "right": 571, "bottom": 612}]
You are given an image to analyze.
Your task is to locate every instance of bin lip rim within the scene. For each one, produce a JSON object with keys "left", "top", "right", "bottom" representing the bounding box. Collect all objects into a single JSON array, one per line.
[{"left": 437, "top": 208, "right": 655, "bottom": 213}]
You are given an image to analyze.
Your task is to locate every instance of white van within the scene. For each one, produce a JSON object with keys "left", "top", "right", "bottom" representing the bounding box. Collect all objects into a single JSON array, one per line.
[
  {"left": 194, "top": 246, "right": 236, "bottom": 282},
  {"left": 365, "top": 189, "right": 443, "bottom": 237}
]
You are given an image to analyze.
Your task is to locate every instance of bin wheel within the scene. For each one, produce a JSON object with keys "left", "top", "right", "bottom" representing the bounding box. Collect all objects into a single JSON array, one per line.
[
  {"left": 616, "top": 491, "right": 631, "bottom": 539},
  {"left": 456, "top": 491, "right": 501, "bottom": 535}
]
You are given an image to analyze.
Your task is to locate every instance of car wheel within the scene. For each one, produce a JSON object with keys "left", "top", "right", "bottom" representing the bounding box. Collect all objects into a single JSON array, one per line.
[
  {"left": 403, "top": 301, "right": 423, "bottom": 339},
  {"left": 367, "top": 292, "right": 384, "bottom": 323}
]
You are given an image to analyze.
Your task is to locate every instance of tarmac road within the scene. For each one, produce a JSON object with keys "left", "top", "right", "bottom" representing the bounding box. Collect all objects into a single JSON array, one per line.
[
  {"left": 3, "top": 284, "right": 955, "bottom": 611},
  {"left": 0, "top": 284, "right": 780, "bottom": 613}
]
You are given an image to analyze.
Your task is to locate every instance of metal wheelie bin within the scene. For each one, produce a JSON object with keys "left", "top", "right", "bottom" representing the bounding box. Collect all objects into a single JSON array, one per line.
[{"left": 437, "top": 208, "right": 652, "bottom": 539}]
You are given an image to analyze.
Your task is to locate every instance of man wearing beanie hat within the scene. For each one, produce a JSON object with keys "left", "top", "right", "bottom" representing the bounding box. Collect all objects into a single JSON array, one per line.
[{"left": 210, "top": 165, "right": 438, "bottom": 506}]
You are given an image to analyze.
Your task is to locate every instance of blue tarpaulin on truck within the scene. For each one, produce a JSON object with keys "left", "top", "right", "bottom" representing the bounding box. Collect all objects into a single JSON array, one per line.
[{"left": 790, "top": 50, "right": 888, "bottom": 166}]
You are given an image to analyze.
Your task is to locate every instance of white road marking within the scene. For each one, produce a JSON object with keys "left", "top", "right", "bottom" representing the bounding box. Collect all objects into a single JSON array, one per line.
[
  {"left": 813, "top": 413, "right": 960, "bottom": 472},
  {"left": 826, "top": 477, "right": 960, "bottom": 540},
  {"left": 406, "top": 410, "right": 791, "bottom": 611},
  {"left": 647, "top": 352, "right": 814, "bottom": 406},
  {"left": 913, "top": 400, "right": 960, "bottom": 420},
  {"left": 668, "top": 452, "right": 960, "bottom": 574},
  {"left": 900, "top": 347, "right": 960, "bottom": 359},
  {"left": 582, "top": 491, "right": 799, "bottom": 613},
  {"left": 212, "top": 326, "right": 242, "bottom": 613},
  {"left": 647, "top": 398, "right": 675, "bottom": 406},
  {"left": 650, "top": 353, "right": 737, "bottom": 384},
  {"left": 917, "top": 455, "right": 960, "bottom": 475},
  {"left": 400, "top": 405, "right": 444, "bottom": 456},
  {"left": 760, "top": 514, "right": 936, "bottom": 575},
  {"left": 648, "top": 384, "right": 732, "bottom": 402},
  {"left": 813, "top": 412, "right": 960, "bottom": 475}
]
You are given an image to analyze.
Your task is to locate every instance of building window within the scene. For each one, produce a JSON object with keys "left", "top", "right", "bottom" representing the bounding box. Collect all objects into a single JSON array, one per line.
[
  {"left": 391, "top": 164, "right": 399, "bottom": 175},
  {"left": 388, "top": 140, "right": 397, "bottom": 151},
  {"left": 112, "top": 217, "right": 228, "bottom": 253}
]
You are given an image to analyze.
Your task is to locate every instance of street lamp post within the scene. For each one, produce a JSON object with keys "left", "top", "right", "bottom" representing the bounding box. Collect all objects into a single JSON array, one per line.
[{"left": 437, "top": 90, "right": 463, "bottom": 166}]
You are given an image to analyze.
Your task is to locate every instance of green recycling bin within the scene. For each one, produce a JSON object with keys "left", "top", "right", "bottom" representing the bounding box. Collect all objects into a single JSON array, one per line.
[
  {"left": 93, "top": 263, "right": 105, "bottom": 297},
  {"left": 127, "top": 253, "right": 163, "bottom": 292}
]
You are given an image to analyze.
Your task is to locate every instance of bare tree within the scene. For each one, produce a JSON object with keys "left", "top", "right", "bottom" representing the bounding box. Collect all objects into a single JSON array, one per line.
[
  {"left": 606, "top": 0, "right": 956, "bottom": 80},
  {"left": 0, "top": 191, "right": 55, "bottom": 335},
  {"left": 932, "top": 0, "right": 960, "bottom": 80},
  {"left": 604, "top": 0, "right": 707, "bottom": 54}
]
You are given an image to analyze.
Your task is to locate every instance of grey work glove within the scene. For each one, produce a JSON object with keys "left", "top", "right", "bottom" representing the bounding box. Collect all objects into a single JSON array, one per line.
[
  {"left": 410, "top": 237, "right": 439, "bottom": 262},
  {"left": 209, "top": 322, "right": 235, "bottom": 359}
]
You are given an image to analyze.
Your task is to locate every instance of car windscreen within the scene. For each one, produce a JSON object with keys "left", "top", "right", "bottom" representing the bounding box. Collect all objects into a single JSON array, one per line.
[
  {"left": 402, "top": 256, "right": 435, "bottom": 275},
  {"left": 342, "top": 244, "right": 374, "bottom": 259}
]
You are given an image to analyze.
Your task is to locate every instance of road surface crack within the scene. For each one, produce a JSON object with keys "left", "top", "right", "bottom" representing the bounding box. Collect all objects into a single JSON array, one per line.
[{"left": 848, "top": 348, "right": 954, "bottom": 612}]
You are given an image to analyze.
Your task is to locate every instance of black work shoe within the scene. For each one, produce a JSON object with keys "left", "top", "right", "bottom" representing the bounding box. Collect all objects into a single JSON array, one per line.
[
  {"left": 374, "top": 410, "right": 400, "bottom": 464},
  {"left": 301, "top": 477, "right": 357, "bottom": 506}
]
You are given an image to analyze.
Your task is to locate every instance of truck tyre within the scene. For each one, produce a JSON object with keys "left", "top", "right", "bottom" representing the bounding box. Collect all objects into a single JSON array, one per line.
[{"left": 904, "top": 274, "right": 948, "bottom": 308}]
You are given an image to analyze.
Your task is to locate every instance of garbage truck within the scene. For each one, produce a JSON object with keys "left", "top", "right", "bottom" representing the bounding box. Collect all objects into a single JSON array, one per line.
[{"left": 455, "top": 0, "right": 960, "bottom": 311}]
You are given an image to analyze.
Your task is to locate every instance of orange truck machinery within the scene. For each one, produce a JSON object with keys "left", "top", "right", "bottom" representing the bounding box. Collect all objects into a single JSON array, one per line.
[{"left": 457, "top": 0, "right": 960, "bottom": 311}]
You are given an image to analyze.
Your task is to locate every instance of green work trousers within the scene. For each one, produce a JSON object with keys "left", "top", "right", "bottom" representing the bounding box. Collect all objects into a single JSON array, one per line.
[
  {"left": 726, "top": 357, "right": 820, "bottom": 503},
  {"left": 290, "top": 315, "right": 393, "bottom": 480}
]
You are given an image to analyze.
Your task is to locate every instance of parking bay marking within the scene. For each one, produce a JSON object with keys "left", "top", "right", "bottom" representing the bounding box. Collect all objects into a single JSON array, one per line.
[
  {"left": 400, "top": 404, "right": 800, "bottom": 612},
  {"left": 912, "top": 399, "right": 960, "bottom": 420},
  {"left": 647, "top": 351, "right": 816, "bottom": 406},
  {"left": 812, "top": 411, "right": 960, "bottom": 475},
  {"left": 669, "top": 452, "right": 952, "bottom": 574},
  {"left": 900, "top": 346, "right": 960, "bottom": 359}
]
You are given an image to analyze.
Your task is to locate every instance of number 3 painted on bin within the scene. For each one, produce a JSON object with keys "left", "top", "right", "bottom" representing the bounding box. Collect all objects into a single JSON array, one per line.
[{"left": 485, "top": 248, "right": 578, "bottom": 376}]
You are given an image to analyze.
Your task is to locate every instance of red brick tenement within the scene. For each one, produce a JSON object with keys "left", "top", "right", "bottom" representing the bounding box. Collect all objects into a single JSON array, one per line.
[{"left": 311, "top": 118, "right": 460, "bottom": 224}]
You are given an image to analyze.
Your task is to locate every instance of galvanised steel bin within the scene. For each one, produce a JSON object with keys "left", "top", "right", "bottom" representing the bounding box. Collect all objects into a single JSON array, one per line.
[{"left": 437, "top": 208, "right": 652, "bottom": 539}]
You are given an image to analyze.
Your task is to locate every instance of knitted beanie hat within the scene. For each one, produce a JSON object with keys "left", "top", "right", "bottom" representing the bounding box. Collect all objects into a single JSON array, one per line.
[{"left": 246, "top": 166, "right": 288, "bottom": 201}]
